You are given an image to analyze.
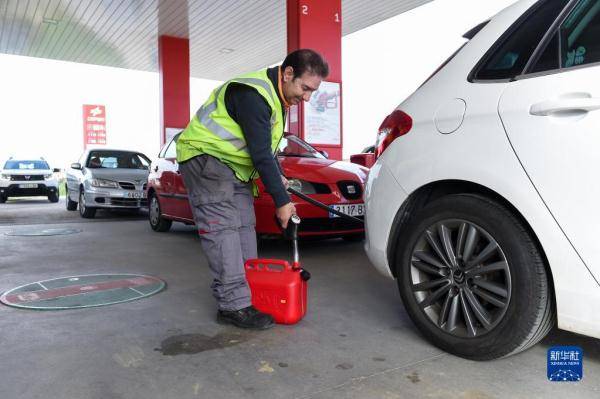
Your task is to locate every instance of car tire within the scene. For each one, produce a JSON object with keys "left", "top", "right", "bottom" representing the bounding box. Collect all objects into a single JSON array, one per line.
[
  {"left": 0, "top": 194, "right": 6, "bottom": 203},
  {"left": 395, "top": 194, "right": 554, "bottom": 360},
  {"left": 66, "top": 191, "right": 77, "bottom": 211},
  {"left": 148, "top": 193, "right": 172, "bottom": 232},
  {"left": 48, "top": 192, "right": 59, "bottom": 203},
  {"left": 79, "top": 190, "right": 96, "bottom": 219}
]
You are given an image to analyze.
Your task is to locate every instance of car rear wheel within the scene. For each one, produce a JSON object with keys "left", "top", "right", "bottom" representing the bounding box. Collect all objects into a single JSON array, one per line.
[
  {"left": 0, "top": 194, "right": 6, "bottom": 203},
  {"left": 395, "top": 194, "right": 554, "bottom": 360},
  {"left": 66, "top": 190, "right": 77, "bottom": 211},
  {"left": 79, "top": 190, "right": 96, "bottom": 219},
  {"left": 149, "top": 193, "right": 172, "bottom": 232}
]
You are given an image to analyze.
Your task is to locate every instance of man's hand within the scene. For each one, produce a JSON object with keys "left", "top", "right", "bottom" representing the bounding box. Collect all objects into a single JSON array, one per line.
[
  {"left": 281, "top": 175, "right": 289, "bottom": 190},
  {"left": 276, "top": 202, "right": 296, "bottom": 229}
]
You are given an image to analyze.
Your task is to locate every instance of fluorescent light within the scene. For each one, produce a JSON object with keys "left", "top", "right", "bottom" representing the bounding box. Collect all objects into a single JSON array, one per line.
[{"left": 42, "top": 17, "right": 60, "bottom": 25}]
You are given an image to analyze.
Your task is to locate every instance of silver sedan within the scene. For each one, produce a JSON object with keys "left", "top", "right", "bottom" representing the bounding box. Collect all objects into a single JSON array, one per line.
[{"left": 66, "top": 149, "right": 151, "bottom": 218}]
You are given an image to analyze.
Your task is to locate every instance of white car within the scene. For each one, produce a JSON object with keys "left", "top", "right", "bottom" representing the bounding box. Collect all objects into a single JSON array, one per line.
[
  {"left": 65, "top": 149, "right": 151, "bottom": 218},
  {"left": 0, "top": 157, "right": 60, "bottom": 203},
  {"left": 364, "top": 0, "right": 599, "bottom": 360}
]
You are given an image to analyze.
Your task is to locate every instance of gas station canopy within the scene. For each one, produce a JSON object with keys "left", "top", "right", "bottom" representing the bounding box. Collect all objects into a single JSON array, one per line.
[{"left": 0, "top": 0, "right": 430, "bottom": 80}]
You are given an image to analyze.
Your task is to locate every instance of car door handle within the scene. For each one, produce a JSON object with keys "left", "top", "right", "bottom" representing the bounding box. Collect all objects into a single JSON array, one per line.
[
  {"left": 154, "top": 166, "right": 159, "bottom": 172},
  {"left": 530, "top": 96, "right": 600, "bottom": 116}
]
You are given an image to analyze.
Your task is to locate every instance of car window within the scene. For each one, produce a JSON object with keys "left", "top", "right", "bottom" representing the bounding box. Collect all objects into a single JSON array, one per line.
[
  {"left": 3, "top": 160, "right": 49, "bottom": 170},
  {"left": 277, "top": 135, "right": 325, "bottom": 159},
  {"left": 529, "top": 33, "right": 560, "bottom": 73},
  {"left": 473, "top": 0, "right": 569, "bottom": 80},
  {"left": 87, "top": 151, "right": 150, "bottom": 169},
  {"left": 561, "top": 0, "right": 600, "bottom": 68},
  {"left": 529, "top": 0, "right": 600, "bottom": 73}
]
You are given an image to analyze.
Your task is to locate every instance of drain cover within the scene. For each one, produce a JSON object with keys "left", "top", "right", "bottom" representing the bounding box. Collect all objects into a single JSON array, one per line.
[
  {"left": 5, "top": 227, "right": 82, "bottom": 236},
  {"left": 0, "top": 274, "right": 166, "bottom": 310}
]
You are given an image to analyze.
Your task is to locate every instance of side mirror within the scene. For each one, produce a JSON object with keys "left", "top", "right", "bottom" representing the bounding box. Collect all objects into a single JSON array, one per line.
[
  {"left": 53, "top": 168, "right": 61, "bottom": 173},
  {"left": 71, "top": 163, "right": 82, "bottom": 170},
  {"left": 319, "top": 150, "right": 329, "bottom": 159},
  {"left": 350, "top": 153, "right": 376, "bottom": 169}
]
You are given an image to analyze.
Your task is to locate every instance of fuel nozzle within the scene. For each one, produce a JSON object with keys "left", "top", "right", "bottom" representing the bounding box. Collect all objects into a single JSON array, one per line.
[
  {"left": 289, "top": 216, "right": 310, "bottom": 280},
  {"left": 288, "top": 214, "right": 300, "bottom": 240},
  {"left": 287, "top": 214, "right": 301, "bottom": 269}
]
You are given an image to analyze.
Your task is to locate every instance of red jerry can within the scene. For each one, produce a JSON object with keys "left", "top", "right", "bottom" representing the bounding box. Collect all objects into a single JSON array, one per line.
[
  {"left": 244, "top": 215, "right": 310, "bottom": 325},
  {"left": 245, "top": 258, "right": 308, "bottom": 324}
]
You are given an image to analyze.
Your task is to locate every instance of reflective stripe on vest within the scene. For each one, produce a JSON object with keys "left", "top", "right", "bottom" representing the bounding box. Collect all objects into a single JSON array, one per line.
[{"left": 195, "top": 84, "right": 248, "bottom": 152}]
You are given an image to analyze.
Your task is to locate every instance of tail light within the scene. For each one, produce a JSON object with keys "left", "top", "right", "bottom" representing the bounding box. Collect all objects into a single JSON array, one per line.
[{"left": 375, "top": 110, "right": 412, "bottom": 158}]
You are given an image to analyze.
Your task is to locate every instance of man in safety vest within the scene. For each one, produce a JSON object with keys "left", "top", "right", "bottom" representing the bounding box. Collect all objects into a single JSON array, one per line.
[{"left": 176, "top": 49, "right": 329, "bottom": 330}]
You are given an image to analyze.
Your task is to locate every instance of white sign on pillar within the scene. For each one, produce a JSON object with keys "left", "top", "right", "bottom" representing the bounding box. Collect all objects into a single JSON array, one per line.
[{"left": 303, "top": 81, "right": 341, "bottom": 145}]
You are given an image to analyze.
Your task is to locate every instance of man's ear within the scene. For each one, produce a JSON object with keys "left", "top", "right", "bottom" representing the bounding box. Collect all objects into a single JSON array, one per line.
[{"left": 283, "top": 66, "right": 295, "bottom": 82}]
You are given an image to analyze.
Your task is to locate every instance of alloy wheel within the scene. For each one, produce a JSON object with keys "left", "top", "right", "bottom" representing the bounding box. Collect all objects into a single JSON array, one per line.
[{"left": 410, "top": 219, "right": 511, "bottom": 338}]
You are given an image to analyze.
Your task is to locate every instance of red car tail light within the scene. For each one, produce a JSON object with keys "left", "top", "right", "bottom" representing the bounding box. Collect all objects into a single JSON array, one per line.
[{"left": 375, "top": 110, "right": 412, "bottom": 158}]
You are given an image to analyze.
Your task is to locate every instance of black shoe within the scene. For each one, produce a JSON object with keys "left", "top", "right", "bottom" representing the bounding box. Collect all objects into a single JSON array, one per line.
[{"left": 217, "top": 306, "right": 275, "bottom": 330}]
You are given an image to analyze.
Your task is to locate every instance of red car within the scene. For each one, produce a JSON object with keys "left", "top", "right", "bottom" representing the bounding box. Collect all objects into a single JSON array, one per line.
[{"left": 147, "top": 133, "right": 367, "bottom": 240}]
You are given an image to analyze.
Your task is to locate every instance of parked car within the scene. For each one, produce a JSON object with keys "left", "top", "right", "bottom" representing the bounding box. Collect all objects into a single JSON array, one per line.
[
  {"left": 364, "top": 0, "right": 600, "bottom": 360},
  {"left": 147, "top": 133, "right": 367, "bottom": 239},
  {"left": 66, "top": 149, "right": 151, "bottom": 218},
  {"left": 0, "top": 157, "right": 60, "bottom": 203}
]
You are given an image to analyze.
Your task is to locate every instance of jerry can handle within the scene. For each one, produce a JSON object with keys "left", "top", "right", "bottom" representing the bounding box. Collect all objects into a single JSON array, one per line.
[{"left": 245, "top": 258, "right": 293, "bottom": 272}]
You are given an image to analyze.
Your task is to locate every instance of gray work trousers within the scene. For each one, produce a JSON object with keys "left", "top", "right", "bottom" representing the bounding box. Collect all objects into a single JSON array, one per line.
[{"left": 179, "top": 154, "right": 257, "bottom": 311}]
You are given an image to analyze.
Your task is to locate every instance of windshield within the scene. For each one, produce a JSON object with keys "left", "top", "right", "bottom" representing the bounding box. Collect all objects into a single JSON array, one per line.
[
  {"left": 86, "top": 151, "right": 150, "bottom": 169},
  {"left": 4, "top": 160, "right": 50, "bottom": 170},
  {"left": 277, "top": 135, "right": 325, "bottom": 159}
]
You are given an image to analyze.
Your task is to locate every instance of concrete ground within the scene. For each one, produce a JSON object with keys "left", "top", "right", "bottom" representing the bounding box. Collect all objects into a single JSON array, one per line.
[{"left": 1, "top": 198, "right": 599, "bottom": 399}]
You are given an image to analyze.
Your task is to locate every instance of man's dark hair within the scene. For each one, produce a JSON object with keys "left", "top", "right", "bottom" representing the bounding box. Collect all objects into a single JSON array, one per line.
[{"left": 282, "top": 49, "right": 329, "bottom": 79}]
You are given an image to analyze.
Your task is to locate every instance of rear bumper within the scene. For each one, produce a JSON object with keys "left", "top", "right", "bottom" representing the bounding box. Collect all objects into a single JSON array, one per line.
[
  {"left": 0, "top": 184, "right": 57, "bottom": 198},
  {"left": 364, "top": 163, "right": 407, "bottom": 279}
]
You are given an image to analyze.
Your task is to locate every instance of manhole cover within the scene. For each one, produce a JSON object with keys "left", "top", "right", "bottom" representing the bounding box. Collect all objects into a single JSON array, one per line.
[
  {"left": 5, "top": 228, "right": 82, "bottom": 236},
  {"left": 0, "top": 274, "right": 166, "bottom": 310}
]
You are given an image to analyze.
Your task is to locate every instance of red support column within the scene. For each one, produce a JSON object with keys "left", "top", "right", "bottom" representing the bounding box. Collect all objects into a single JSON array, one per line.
[
  {"left": 287, "top": 0, "right": 343, "bottom": 160},
  {"left": 158, "top": 35, "right": 190, "bottom": 147}
]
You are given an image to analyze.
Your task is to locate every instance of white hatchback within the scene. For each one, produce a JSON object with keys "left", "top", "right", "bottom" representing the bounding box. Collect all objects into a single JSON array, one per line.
[{"left": 364, "top": 0, "right": 600, "bottom": 360}]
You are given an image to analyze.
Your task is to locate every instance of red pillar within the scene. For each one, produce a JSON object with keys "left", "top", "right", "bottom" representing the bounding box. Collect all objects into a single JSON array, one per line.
[
  {"left": 158, "top": 35, "right": 190, "bottom": 147},
  {"left": 287, "top": 0, "right": 343, "bottom": 160}
]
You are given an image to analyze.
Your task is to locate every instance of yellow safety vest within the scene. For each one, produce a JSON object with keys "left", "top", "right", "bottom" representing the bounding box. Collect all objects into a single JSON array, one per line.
[{"left": 176, "top": 69, "right": 284, "bottom": 191}]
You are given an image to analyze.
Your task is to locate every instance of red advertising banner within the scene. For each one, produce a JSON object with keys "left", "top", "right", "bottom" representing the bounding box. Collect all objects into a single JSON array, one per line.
[{"left": 82, "top": 104, "right": 107, "bottom": 148}]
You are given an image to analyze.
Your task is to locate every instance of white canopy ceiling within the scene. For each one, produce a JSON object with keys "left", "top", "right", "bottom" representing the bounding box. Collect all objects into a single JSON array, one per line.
[{"left": 0, "top": 0, "right": 431, "bottom": 80}]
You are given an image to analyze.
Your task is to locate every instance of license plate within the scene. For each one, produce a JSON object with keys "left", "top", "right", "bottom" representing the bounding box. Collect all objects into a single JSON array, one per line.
[
  {"left": 127, "top": 191, "right": 146, "bottom": 199},
  {"left": 329, "top": 203, "right": 365, "bottom": 218},
  {"left": 19, "top": 183, "right": 38, "bottom": 189}
]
